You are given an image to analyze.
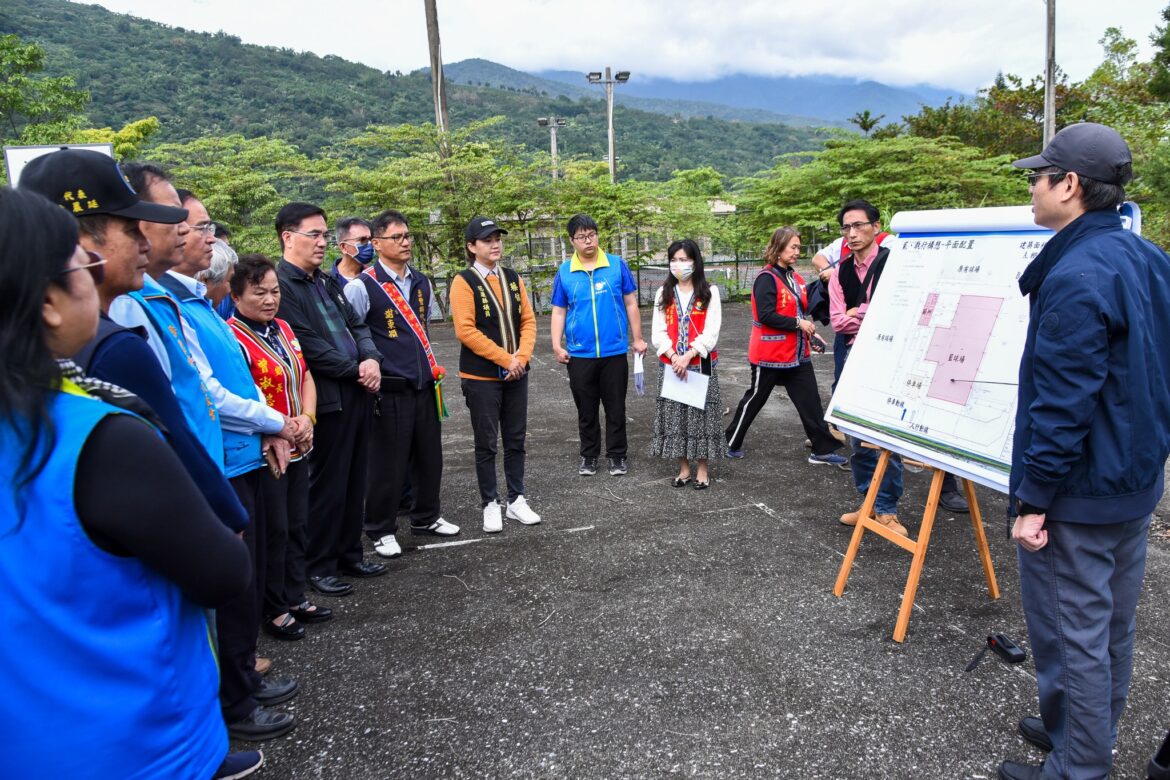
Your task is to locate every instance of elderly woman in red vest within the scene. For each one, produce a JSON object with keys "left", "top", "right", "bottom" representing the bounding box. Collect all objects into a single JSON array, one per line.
[
  {"left": 724, "top": 227, "right": 848, "bottom": 467},
  {"left": 649, "top": 239, "right": 725, "bottom": 489},
  {"left": 228, "top": 253, "right": 330, "bottom": 643}
]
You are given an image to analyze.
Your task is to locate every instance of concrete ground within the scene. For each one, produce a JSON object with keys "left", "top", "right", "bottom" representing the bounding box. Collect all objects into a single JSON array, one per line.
[{"left": 245, "top": 301, "right": 1170, "bottom": 779}]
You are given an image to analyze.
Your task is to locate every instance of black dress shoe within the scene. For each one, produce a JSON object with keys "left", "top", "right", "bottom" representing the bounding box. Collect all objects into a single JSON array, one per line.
[
  {"left": 254, "top": 676, "right": 298, "bottom": 706},
  {"left": 309, "top": 575, "right": 353, "bottom": 596},
  {"left": 227, "top": 706, "right": 296, "bottom": 741},
  {"left": 1018, "top": 716, "right": 1053, "bottom": 752},
  {"left": 998, "top": 760, "right": 1043, "bottom": 780},
  {"left": 939, "top": 490, "right": 970, "bottom": 513},
  {"left": 261, "top": 614, "right": 304, "bottom": 641},
  {"left": 289, "top": 600, "right": 333, "bottom": 624},
  {"left": 341, "top": 560, "right": 387, "bottom": 578}
]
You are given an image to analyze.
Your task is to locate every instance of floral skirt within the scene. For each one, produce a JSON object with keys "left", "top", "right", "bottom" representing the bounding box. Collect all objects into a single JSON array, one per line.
[{"left": 648, "top": 364, "right": 727, "bottom": 461}]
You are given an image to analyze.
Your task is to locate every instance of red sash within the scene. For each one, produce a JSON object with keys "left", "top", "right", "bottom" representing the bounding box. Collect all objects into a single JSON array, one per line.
[{"left": 363, "top": 265, "right": 448, "bottom": 419}]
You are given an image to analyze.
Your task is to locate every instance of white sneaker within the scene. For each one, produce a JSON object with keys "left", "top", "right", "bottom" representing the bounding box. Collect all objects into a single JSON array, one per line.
[
  {"left": 482, "top": 502, "right": 503, "bottom": 533},
  {"left": 410, "top": 517, "right": 461, "bottom": 537},
  {"left": 506, "top": 495, "right": 542, "bottom": 525},
  {"left": 373, "top": 534, "right": 401, "bottom": 558}
]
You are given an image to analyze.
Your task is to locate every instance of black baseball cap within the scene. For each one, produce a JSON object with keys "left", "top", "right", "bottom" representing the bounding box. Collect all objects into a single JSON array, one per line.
[
  {"left": 18, "top": 148, "right": 189, "bottom": 223},
  {"left": 464, "top": 216, "right": 508, "bottom": 242},
  {"left": 1012, "top": 122, "right": 1133, "bottom": 185}
]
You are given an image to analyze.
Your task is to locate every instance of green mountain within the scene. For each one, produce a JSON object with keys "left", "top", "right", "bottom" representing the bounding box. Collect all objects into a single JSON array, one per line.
[
  {"left": 3, "top": 0, "right": 837, "bottom": 180},
  {"left": 443, "top": 58, "right": 842, "bottom": 128}
]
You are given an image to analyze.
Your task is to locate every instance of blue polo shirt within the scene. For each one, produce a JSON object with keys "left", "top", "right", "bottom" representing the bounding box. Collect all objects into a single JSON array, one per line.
[{"left": 551, "top": 252, "right": 637, "bottom": 358}]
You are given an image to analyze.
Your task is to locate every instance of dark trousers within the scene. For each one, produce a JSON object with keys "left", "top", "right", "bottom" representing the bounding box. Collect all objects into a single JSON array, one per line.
[
  {"left": 832, "top": 331, "right": 851, "bottom": 393},
  {"left": 307, "top": 383, "right": 372, "bottom": 578},
  {"left": 566, "top": 354, "right": 629, "bottom": 459},
  {"left": 725, "top": 362, "right": 841, "bottom": 455},
  {"left": 260, "top": 458, "right": 309, "bottom": 617},
  {"left": 461, "top": 375, "right": 529, "bottom": 506},
  {"left": 365, "top": 383, "right": 443, "bottom": 537},
  {"left": 1018, "top": 515, "right": 1151, "bottom": 780},
  {"left": 218, "top": 468, "right": 265, "bottom": 723}
]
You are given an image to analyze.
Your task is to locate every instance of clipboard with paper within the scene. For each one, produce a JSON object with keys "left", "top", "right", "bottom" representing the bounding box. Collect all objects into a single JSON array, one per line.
[{"left": 660, "top": 368, "right": 709, "bottom": 409}]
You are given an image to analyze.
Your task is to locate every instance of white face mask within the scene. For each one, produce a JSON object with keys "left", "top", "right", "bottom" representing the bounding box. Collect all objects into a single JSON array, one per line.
[{"left": 670, "top": 261, "right": 694, "bottom": 281}]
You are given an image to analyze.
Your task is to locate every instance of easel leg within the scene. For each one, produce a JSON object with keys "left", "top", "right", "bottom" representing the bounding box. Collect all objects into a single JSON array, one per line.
[
  {"left": 963, "top": 477, "right": 1000, "bottom": 599},
  {"left": 892, "top": 468, "right": 945, "bottom": 643},
  {"left": 833, "top": 448, "right": 889, "bottom": 597}
]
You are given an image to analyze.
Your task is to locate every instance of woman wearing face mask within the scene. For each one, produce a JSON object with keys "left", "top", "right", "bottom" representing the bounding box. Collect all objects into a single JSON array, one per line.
[
  {"left": 724, "top": 227, "right": 848, "bottom": 468},
  {"left": 0, "top": 187, "right": 251, "bottom": 777},
  {"left": 649, "top": 239, "right": 725, "bottom": 489}
]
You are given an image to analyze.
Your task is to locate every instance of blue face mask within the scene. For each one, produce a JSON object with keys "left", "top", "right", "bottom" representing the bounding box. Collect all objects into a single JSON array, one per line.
[{"left": 352, "top": 242, "right": 375, "bottom": 264}]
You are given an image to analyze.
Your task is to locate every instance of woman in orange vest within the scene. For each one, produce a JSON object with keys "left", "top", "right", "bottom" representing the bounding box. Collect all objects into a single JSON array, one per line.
[
  {"left": 725, "top": 227, "right": 848, "bottom": 467},
  {"left": 649, "top": 239, "right": 725, "bottom": 489}
]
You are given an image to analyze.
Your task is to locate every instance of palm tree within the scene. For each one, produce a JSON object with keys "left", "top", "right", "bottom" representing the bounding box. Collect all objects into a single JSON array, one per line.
[{"left": 848, "top": 109, "right": 886, "bottom": 137}]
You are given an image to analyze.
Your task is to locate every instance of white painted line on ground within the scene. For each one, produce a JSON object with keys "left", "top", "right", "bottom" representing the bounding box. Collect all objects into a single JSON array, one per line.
[
  {"left": 416, "top": 538, "right": 488, "bottom": 550},
  {"left": 417, "top": 524, "right": 596, "bottom": 551},
  {"left": 699, "top": 503, "right": 757, "bottom": 515}
]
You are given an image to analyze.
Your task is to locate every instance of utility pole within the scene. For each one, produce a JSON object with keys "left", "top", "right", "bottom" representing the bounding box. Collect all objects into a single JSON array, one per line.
[
  {"left": 424, "top": 0, "right": 449, "bottom": 135},
  {"left": 587, "top": 67, "right": 630, "bottom": 183},
  {"left": 1043, "top": 0, "right": 1056, "bottom": 145},
  {"left": 536, "top": 116, "right": 567, "bottom": 179}
]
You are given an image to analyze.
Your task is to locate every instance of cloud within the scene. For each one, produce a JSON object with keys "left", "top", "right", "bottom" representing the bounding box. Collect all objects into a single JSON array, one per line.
[{"left": 79, "top": 0, "right": 1168, "bottom": 92}]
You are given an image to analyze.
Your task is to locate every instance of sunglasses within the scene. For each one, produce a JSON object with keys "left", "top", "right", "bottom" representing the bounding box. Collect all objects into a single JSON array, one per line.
[{"left": 58, "top": 250, "right": 107, "bottom": 285}]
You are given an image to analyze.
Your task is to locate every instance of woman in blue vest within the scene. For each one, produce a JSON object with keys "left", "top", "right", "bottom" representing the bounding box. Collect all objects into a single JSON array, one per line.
[
  {"left": 724, "top": 226, "right": 848, "bottom": 467},
  {"left": 649, "top": 239, "right": 726, "bottom": 489},
  {"left": 0, "top": 187, "right": 252, "bottom": 778}
]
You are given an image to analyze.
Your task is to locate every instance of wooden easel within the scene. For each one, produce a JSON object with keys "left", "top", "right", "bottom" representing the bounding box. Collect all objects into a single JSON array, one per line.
[{"left": 832, "top": 445, "right": 1000, "bottom": 643}]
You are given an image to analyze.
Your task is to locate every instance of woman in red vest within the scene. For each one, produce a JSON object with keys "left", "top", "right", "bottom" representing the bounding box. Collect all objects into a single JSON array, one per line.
[
  {"left": 724, "top": 227, "right": 848, "bottom": 467},
  {"left": 649, "top": 239, "right": 725, "bottom": 489},
  {"left": 228, "top": 254, "right": 331, "bottom": 643}
]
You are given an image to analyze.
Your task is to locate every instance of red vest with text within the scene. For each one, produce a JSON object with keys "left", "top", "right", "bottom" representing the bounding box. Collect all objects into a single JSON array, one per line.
[
  {"left": 659, "top": 290, "right": 718, "bottom": 367},
  {"left": 748, "top": 265, "right": 809, "bottom": 369}
]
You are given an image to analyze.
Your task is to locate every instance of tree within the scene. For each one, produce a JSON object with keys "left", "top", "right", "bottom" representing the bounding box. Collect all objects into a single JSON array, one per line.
[
  {"left": 848, "top": 109, "right": 886, "bottom": 136},
  {"left": 735, "top": 136, "right": 1026, "bottom": 240},
  {"left": 0, "top": 34, "right": 89, "bottom": 144},
  {"left": 1149, "top": 3, "right": 1170, "bottom": 99}
]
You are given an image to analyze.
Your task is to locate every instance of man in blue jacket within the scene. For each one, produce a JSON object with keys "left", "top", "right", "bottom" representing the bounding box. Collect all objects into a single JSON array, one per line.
[
  {"left": 550, "top": 214, "right": 646, "bottom": 477},
  {"left": 999, "top": 123, "right": 1170, "bottom": 780}
]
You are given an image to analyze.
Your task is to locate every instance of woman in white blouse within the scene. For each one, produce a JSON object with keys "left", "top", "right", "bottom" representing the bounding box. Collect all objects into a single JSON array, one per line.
[{"left": 649, "top": 239, "right": 725, "bottom": 489}]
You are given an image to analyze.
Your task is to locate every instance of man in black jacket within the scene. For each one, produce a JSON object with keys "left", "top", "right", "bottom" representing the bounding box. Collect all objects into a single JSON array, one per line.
[{"left": 275, "top": 202, "right": 387, "bottom": 596}]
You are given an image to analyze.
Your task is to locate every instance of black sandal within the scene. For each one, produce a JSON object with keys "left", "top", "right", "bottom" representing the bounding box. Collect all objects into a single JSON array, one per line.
[
  {"left": 672, "top": 477, "right": 692, "bottom": 488},
  {"left": 693, "top": 480, "right": 709, "bottom": 491}
]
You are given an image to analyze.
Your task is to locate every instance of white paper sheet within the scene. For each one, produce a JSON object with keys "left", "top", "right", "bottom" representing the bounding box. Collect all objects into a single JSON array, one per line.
[{"left": 660, "top": 368, "right": 709, "bottom": 409}]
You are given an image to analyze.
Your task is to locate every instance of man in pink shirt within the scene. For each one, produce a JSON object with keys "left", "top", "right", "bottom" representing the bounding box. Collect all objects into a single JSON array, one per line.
[{"left": 830, "top": 200, "right": 968, "bottom": 532}]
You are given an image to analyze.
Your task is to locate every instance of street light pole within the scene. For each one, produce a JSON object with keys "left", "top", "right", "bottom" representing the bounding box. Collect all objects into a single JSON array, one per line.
[
  {"left": 1043, "top": 0, "right": 1056, "bottom": 144},
  {"left": 536, "top": 116, "right": 567, "bottom": 179},
  {"left": 587, "top": 67, "right": 631, "bottom": 183}
]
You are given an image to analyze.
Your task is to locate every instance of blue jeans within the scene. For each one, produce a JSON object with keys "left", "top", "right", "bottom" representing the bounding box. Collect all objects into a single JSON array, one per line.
[
  {"left": 848, "top": 435, "right": 903, "bottom": 515},
  {"left": 1017, "top": 515, "right": 1151, "bottom": 780},
  {"left": 832, "top": 331, "right": 850, "bottom": 393}
]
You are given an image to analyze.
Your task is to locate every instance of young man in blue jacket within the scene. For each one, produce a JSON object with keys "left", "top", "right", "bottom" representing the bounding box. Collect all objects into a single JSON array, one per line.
[
  {"left": 550, "top": 214, "right": 646, "bottom": 477},
  {"left": 999, "top": 123, "right": 1170, "bottom": 780}
]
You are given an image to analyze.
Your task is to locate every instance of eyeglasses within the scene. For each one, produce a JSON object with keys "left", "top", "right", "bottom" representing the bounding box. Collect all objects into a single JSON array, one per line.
[
  {"left": 373, "top": 232, "right": 413, "bottom": 244},
  {"left": 59, "top": 250, "right": 107, "bottom": 285},
  {"left": 839, "top": 221, "right": 876, "bottom": 234},
  {"left": 340, "top": 236, "right": 372, "bottom": 246},
  {"left": 572, "top": 231, "right": 599, "bottom": 243},
  {"left": 288, "top": 229, "right": 332, "bottom": 243},
  {"left": 1026, "top": 170, "right": 1064, "bottom": 187},
  {"left": 191, "top": 222, "right": 217, "bottom": 235}
]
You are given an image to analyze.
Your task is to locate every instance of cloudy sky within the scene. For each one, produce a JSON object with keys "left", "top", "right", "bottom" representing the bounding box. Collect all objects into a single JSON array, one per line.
[{"left": 78, "top": 0, "right": 1167, "bottom": 92}]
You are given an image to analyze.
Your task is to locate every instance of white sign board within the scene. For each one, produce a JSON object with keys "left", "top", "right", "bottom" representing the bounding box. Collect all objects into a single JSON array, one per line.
[
  {"left": 4, "top": 143, "right": 115, "bottom": 187},
  {"left": 826, "top": 206, "right": 1051, "bottom": 492}
]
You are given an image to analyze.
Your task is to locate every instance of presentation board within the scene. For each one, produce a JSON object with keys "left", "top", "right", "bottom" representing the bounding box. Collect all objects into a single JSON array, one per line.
[
  {"left": 825, "top": 202, "right": 1144, "bottom": 492},
  {"left": 4, "top": 143, "right": 115, "bottom": 187},
  {"left": 825, "top": 205, "right": 1050, "bottom": 492}
]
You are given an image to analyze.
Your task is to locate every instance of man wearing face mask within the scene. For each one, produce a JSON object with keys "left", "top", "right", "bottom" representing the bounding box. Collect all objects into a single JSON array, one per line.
[
  {"left": 450, "top": 217, "right": 540, "bottom": 532},
  {"left": 332, "top": 217, "right": 374, "bottom": 283}
]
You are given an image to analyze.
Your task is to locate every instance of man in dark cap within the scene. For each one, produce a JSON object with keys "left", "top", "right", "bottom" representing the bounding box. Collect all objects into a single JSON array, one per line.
[{"left": 998, "top": 123, "right": 1170, "bottom": 780}]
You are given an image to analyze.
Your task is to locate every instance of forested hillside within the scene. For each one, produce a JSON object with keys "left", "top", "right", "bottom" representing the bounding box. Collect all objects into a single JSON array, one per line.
[{"left": 3, "top": 0, "right": 834, "bottom": 180}]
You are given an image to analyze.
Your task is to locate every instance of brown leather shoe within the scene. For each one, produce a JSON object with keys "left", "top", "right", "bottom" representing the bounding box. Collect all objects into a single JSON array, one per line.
[
  {"left": 876, "top": 514, "right": 908, "bottom": 536},
  {"left": 255, "top": 657, "right": 272, "bottom": 676},
  {"left": 840, "top": 511, "right": 860, "bottom": 526}
]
